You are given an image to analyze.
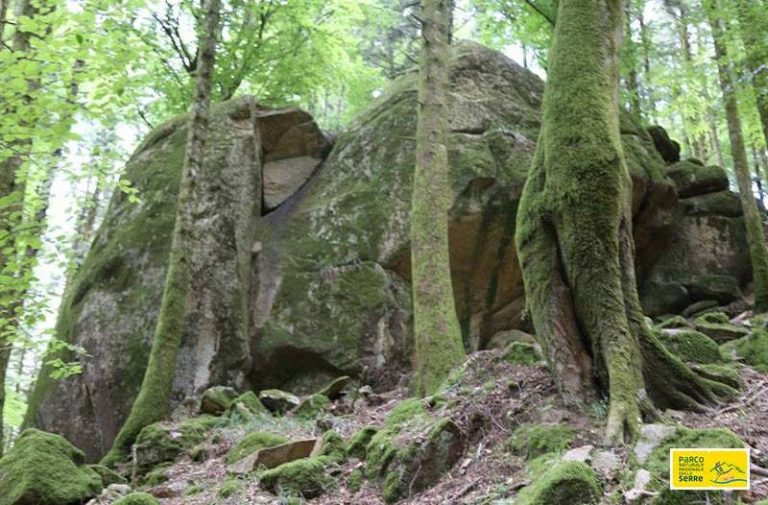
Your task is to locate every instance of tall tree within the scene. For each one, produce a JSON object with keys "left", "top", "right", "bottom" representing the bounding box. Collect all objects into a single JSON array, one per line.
[
  {"left": 410, "top": 0, "right": 465, "bottom": 395},
  {"left": 706, "top": 0, "right": 768, "bottom": 312},
  {"left": 734, "top": 0, "right": 768, "bottom": 149},
  {"left": 101, "top": 0, "right": 222, "bottom": 465},
  {"left": 515, "top": 0, "right": 736, "bottom": 444}
]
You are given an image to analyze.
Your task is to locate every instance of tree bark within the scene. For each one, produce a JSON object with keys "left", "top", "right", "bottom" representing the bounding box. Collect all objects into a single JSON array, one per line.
[
  {"left": 735, "top": 0, "right": 768, "bottom": 150},
  {"left": 411, "top": 0, "right": 465, "bottom": 395},
  {"left": 706, "top": 0, "right": 768, "bottom": 312},
  {"left": 101, "top": 0, "right": 221, "bottom": 465},
  {"left": 516, "top": 0, "right": 737, "bottom": 445}
]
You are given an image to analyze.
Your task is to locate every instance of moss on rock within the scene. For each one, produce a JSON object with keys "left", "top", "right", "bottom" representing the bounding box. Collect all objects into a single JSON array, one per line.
[
  {"left": 200, "top": 386, "right": 238, "bottom": 415},
  {"left": 133, "top": 415, "right": 221, "bottom": 474},
  {"left": 507, "top": 424, "right": 575, "bottom": 460},
  {"left": 730, "top": 329, "right": 768, "bottom": 372},
  {"left": 347, "top": 426, "right": 378, "bottom": 459},
  {"left": 0, "top": 428, "right": 103, "bottom": 505},
  {"left": 293, "top": 394, "right": 331, "bottom": 419},
  {"left": 318, "top": 431, "right": 346, "bottom": 463},
  {"left": 226, "top": 432, "right": 288, "bottom": 464},
  {"left": 656, "top": 315, "right": 692, "bottom": 330},
  {"left": 514, "top": 461, "right": 601, "bottom": 505},
  {"left": 503, "top": 341, "right": 541, "bottom": 365},
  {"left": 656, "top": 330, "right": 722, "bottom": 364},
  {"left": 259, "top": 456, "right": 337, "bottom": 499},
  {"left": 113, "top": 492, "right": 161, "bottom": 505},
  {"left": 695, "top": 321, "right": 749, "bottom": 343}
]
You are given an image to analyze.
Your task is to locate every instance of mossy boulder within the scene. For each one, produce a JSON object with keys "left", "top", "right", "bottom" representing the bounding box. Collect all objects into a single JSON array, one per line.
[
  {"left": 200, "top": 386, "right": 238, "bottom": 415},
  {"left": 227, "top": 391, "right": 271, "bottom": 419},
  {"left": 667, "top": 161, "right": 728, "bottom": 198},
  {"left": 648, "top": 125, "right": 681, "bottom": 163},
  {"left": 133, "top": 415, "right": 220, "bottom": 474},
  {"left": 502, "top": 341, "right": 542, "bottom": 365},
  {"left": 507, "top": 423, "right": 575, "bottom": 460},
  {"left": 113, "top": 492, "right": 161, "bottom": 505},
  {"left": 347, "top": 426, "right": 378, "bottom": 459},
  {"left": 259, "top": 456, "right": 338, "bottom": 499},
  {"left": 729, "top": 329, "right": 768, "bottom": 372},
  {"left": 259, "top": 389, "right": 301, "bottom": 413},
  {"left": 656, "top": 329, "right": 722, "bottom": 364},
  {"left": 695, "top": 321, "right": 749, "bottom": 343},
  {"left": 514, "top": 460, "right": 601, "bottom": 505},
  {"left": 0, "top": 429, "right": 103, "bottom": 505},
  {"left": 293, "top": 393, "right": 331, "bottom": 419},
  {"left": 226, "top": 431, "right": 288, "bottom": 464},
  {"left": 656, "top": 315, "right": 692, "bottom": 330}
]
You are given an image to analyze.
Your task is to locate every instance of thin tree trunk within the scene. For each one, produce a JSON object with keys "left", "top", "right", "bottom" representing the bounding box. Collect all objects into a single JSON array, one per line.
[
  {"left": 516, "top": 0, "right": 736, "bottom": 445},
  {"left": 411, "top": 0, "right": 465, "bottom": 395},
  {"left": 101, "top": 0, "right": 221, "bottom": 465},
  {"left": 624, "top": 0, "right": 643, "bottom": 119},
  {"left": 707, "top": 0, "right": 768, "bottom": 312},
  {"left": 735, "top": 0, "right": 768, "bottom": 150}
]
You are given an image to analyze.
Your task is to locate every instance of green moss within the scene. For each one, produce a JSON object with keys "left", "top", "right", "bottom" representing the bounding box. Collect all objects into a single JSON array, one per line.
[
  {"left": 219, "top": 477, "right": 242, "bottom": 498},
  {"left": 514, "top": 461, "right": 601, "bottom": 505},
  {"left": 656, "top": 330, "right": 722, "bottom": 364},
  {"left": 200, "top": 386, "right": 238, "bottom": 415},
  {"left": 293, "top": 394, "right": 331, "bottom": 419},
  {"left": 226, "top": 431, "right": 288, "bottom": 464},
  {"left": 132, "top": 415, "right": 221, "bottom": 474},
  {"left": 503, "top": 341, "right": 541, "bottom": 365},
  {"left": 695, "top": 321, "right": 749, "bottom": 343},
  {"left": 656, "top": 315, "right": 692, "bottom": 330},
  {"left": 508, "top": 424, "right": 575, "bottom": 460},
  {"left": 385, "top": 398, "right": 427, "bottom": 427},
  {"left": 183, "top": 485, "right": 203, "bottom": 496},
  {"left": 319, "top": 431, "right": 346, "bottom": 463},
  {"left": 0, "top": 428, "right": 103, "bottom": 505},
  {"left": 88, "top": 463, "right": 127, "bottom": 486},
  {"left": 692, "top": 363, "right": 743, "bottom": 389},
  {"left": 347, "top": 468, "right": 364, "bottom": 493},
  {"left": 731, "top": 329, "right": 768, "bottom": 372},
  {"left": 143, "top": 465, "right": 170, "bottom": 486},
  {"left": 646, "top": 427, "right": 745, "bottom": 504},
  {"left": 347, "top": 426, "right": 378, "bottom": 459},
  {"left": 695, "top": 312, "right": 730, "bottom": 325},
  {"left": 259, "top": 456, "right": 337, "bottom": 499},
  {"left": 113, "top": 493, "right": 161, "bottom": 505}
]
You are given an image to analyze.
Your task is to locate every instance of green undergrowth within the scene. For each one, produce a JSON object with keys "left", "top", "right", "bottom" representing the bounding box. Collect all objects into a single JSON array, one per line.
[{"left": 507, "top": 423, "right": 575, "bottom": 460}]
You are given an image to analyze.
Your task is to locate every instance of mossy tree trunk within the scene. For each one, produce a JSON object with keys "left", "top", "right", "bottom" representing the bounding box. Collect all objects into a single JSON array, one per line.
[
  {"left": 706, "top": 0, "right": 768, "bottom": 312},
  {"left": 411, "top": 0, "right": 465, "bottom": 395},
  {"left": 734, "top": 0, "right": 768, "bottom": 151},
  {"left": 101, "top": 0, "right": 221, "bottom": 465},
  {"left": 515, "top": 0, "right": 737, "bottom": 445}
]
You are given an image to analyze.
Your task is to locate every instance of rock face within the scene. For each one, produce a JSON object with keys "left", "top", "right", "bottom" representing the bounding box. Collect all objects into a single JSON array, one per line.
[
  {"left": 25, "top": 42, "right": 751, "bottom": 460},
  {"left": 639, "top": 159, "right": 749, "bottom": 316}
]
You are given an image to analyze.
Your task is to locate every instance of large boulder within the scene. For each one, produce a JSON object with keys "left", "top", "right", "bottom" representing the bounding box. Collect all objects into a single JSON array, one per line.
[
  {"left": 25, "top": 42, "right": 749, "bottom": 460},
  {"left": 0, "top": 429, "right": 103, "bottom": 505},
  {"left": 640, "top": 159, "right": 749, "bottom": 316}
]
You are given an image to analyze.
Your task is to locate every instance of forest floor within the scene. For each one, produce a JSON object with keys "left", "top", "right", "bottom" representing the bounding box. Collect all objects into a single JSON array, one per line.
[{"left": 109, "top": 316, "right": 768, "bottom": 505}]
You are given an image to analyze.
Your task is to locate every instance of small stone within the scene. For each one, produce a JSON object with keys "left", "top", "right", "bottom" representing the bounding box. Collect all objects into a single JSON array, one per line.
[
  {"left": 200, "top": 386, "right": 238, "bottom": 415},
  {"left": 227, "top": 439, "right": 319, "bottom": 474},
  {"left": 624, "top": 469, "right": 655, "bottom": 504},
  {"left": 563, "top": 445, "right": 593, "bottom": 463},
  {"left": 591, "top": 450, "right": 620, "bottom": 481},
  {"left": 317, "top": 376, "right": 351, "bottom": 400},
  {"left": 634, "top": 424, "right": 676, "bottom": 464},
  {"left": 258, "top": 389, "right": 301, "bottom": 413}
]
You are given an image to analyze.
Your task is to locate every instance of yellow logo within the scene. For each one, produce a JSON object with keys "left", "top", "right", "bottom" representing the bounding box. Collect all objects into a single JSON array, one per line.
[{"left": 670, "top": 448, "right": 750, "bottom": 490}]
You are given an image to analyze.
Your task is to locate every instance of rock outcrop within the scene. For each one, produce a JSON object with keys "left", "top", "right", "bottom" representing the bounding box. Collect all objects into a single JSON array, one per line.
[{"left": 25, "top": 42, "right": 751, "bottom": 461}]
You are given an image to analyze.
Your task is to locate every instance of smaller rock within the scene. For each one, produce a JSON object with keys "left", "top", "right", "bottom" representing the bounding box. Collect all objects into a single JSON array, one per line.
[
  {"left": 503, "top": 341, "right": 542, "bottom": 365},
  {"left": 259, "top": 389, "right": 301, "bottom": 413},
  {"left": 317, "top": 376, "right": 351, "bottom": 400},
  {"left": 591, "top": 450, "right": 620, "bottom": 481},
  {"left": 228, "top": 391, "right": 271, "bottom": 419},
  {"left": 259, "top": 456, "right": 338, "bottom": 499},
  {"left": 696, "top": 321, "right": 749, "bottom": 343},
  {"left": 200, "top": 386, "right": 238, "bottom": 415},
  {"left": 228, "top": 439, "right": 320, "bottom": 474},
  {"left": 624, "top": 469, "right": 655, "bottom": 504},
  {"left": 634, "top": 424, "right": 676, "bottom": 464},
  {"left": 689, "top": 274, "right": 742, "bottom": 304},
  {"left": 648, "top": 125, "right": 681, "bottom": 163},
  {"left": 293, "top": 393, "right": 331, "bottom": 419},
  {"left": 682, "top": 299, "right": 719, "bottom": 318},
  {"left": 486, "top": 329, "right": 536, "bottom": 350},
  {"left": 655, "top": 315, "right": 691, "bottom": 330},
  {"left": 563, "top": 445, "right": 593, "bottom": 463}
]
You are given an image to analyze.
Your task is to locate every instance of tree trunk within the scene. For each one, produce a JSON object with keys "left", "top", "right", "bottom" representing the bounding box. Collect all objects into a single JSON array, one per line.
[
  {"left": 735, "top": 0, "right": 768, "bottom": 149},
  {"left": 516, "top": 0, "right": 737, "bottom": 445},
  {"left": 706, "top": 0, "right": 768, "bottom": 312},
  {"left": 101, "top": 0, "right": 221, "bottom": 465},
  {"left": 624, "top": 0, "right": 643, "bottom": 119},
  {"left": 411, "top": 0, "right": 465, "bottom": 395}
]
